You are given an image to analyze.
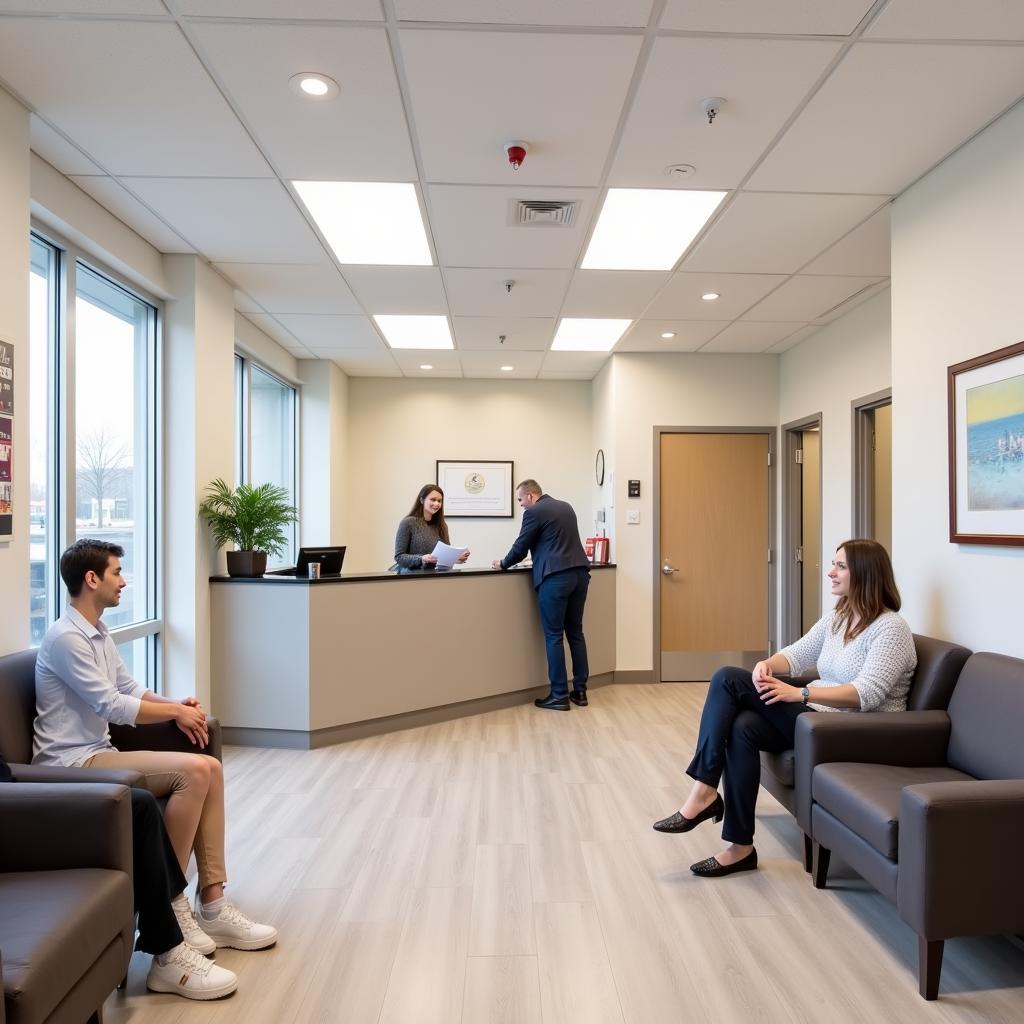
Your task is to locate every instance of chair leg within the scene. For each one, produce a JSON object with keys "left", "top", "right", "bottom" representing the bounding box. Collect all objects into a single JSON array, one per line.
[
  {"left": 811, "top": 841, "right": 831, "bottom": 888},
  {"left": 87, "top": 1008, "right": 104, "bottom": 1024},
  {"left": 802, "top": 832, "right": 813, "bottom": 873},
  {"left": 918, "top": 937, "right": 944, "bottom": 1000}
]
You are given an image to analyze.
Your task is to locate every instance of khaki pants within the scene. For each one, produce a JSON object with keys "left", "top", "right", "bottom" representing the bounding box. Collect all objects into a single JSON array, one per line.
[{"left": 86, "top": 749, "right": 227, "bottom": 890}]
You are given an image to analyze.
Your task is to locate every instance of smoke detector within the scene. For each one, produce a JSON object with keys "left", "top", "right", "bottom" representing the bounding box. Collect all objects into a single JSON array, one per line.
[
  {"left": 504, "top": 140, "right": 529, "bottom": 169},
  {"left": 701, "top": 97, "right": 726, "bottom": 124},
  {"left": 664, "top": 163, "right": 697, "bottom": 180}
]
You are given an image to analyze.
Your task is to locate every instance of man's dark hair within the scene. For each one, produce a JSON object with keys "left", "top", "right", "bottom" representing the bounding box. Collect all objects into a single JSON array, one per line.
[{"left": 60, "top": 539, "right": 124, "bottom": 597}]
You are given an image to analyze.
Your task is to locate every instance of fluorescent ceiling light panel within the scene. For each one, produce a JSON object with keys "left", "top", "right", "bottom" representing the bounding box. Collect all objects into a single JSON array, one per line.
[
  {"left": 292, "top": 181, "right": 432, "bottom": 265},
  {"left": 581, "top": 188, "right": 726, "bottom": 271},
  {"left": 374, "top": 315, "right": 453, "bottom": 350},
  {"left": 551, "top": 318, "right": 631, "bottom": 352}
]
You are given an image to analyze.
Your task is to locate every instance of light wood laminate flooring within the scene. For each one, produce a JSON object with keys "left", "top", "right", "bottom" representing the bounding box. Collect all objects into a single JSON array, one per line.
[{"left": 105, "top": 684, "right": 1024, "bottom": 1023}]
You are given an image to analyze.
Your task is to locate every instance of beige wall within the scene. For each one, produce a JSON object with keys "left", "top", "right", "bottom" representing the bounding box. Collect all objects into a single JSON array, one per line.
[
  {"left": 299, "top": 358, "right": 349, "bottom": 548},
  {"left": 892, "top": 98, "right": 1024, "bottom": 655},
  {"left": 345, "top": 378, "right": 593, "bottom": 573}
]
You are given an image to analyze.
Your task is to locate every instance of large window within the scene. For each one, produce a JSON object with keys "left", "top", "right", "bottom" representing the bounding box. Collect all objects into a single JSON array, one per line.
[
  {"left": 28, "top": 231, "right": 162, "bottom": 687},
  {"left": 234, "top": 355, "right": 297, "bottom": 568}
]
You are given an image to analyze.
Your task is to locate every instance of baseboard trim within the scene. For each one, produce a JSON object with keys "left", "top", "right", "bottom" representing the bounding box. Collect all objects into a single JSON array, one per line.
[
  {"left": 222, "top": 671, "right": 616, "bottom": 749},
  {"left": 613, "top": 670, "right": 656, "bottom": 684}
]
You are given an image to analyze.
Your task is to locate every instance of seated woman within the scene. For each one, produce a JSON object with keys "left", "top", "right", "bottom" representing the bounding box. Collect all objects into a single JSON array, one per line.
[
  {"left": 653, "top": 538, "right": 916, "bottom": 878},
  {"left": 393, "top": 484, "right": 470, "bottom": 571}
]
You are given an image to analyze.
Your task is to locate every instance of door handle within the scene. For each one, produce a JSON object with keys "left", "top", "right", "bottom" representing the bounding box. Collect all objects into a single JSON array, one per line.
[{"left": 661, "top": 562, "right": 679, "bottom": 576}]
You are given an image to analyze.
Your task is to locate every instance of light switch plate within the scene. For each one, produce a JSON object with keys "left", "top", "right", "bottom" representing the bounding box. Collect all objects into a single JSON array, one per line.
[{"left": 627, "top": 510, "right": 640, "bottom": 524}]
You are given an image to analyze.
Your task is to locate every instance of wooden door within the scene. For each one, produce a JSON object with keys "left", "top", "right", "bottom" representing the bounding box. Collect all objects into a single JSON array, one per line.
[{"left": 659, "top": 432, "right": 770, "bottom": 681}]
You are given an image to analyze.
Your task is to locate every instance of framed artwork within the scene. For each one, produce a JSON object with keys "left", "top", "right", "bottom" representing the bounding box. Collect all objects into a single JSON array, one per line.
[
  {"left": 948, "top": 339, "right": 1024, "bottom": 545},
  {"left": 436, "top": 460, "right": 514, "bottom": 517}
]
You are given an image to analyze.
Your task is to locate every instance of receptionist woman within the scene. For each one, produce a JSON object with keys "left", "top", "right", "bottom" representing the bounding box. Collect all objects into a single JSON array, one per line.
[{"left": 393, "top": 484, "right": 470, "bottom": 571}]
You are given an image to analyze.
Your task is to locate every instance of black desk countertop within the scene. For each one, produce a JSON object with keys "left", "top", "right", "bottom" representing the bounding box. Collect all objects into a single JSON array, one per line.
[{"left": 210, "top": 563, "right": 616, "bottom": 585}]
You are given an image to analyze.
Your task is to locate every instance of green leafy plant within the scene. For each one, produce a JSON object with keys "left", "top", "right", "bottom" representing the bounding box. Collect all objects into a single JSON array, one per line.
[{"left": 198, "top": 478, "right": 298, "bottom": 557}]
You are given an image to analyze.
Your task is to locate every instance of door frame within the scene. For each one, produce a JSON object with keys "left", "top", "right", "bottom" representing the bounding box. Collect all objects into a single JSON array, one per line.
[
  {"left": 652, "top": 426, "right": 777, "bottom": 683},
  {"left": 851, "top": 388, "right": 892, "bottom": 538},
  {"left": 781, "top": 413, "right": 823, "bottom": 647}
]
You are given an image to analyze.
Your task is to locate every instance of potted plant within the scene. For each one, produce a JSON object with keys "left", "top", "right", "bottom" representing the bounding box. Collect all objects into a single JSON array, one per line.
[{"left": 199, "top": 478, "right": 298, "bottom": 578}]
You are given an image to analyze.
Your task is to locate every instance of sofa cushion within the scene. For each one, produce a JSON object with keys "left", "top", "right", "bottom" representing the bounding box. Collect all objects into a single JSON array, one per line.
[
  {"left": 812, "top": 763, "right": 973, "bottom": 859},
  {"left": 0, "top": 868, "right": 131, "bottom": 1024},
  {"left": 906, "top": 634, "right": 971, "bottom": 712},
  {"left": 762, "top": 748, "right": 794, "bottom": 787},
  {"left": 0, "top": 650, "right": 38, "bottom": 766}
]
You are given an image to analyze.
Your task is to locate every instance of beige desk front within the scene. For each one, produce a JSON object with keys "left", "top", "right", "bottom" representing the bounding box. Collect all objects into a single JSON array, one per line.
[{"left": 209, "top": 565, "right": 615, "bottom": 748}]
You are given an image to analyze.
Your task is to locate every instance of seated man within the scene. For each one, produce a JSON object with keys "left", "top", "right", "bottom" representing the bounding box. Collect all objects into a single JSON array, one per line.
[
  {"left": 33, "top": 539, "right": 277, "bottom": 952},
  {"left": 1, "top": 753, "right": 237, "bottom": 1000}
]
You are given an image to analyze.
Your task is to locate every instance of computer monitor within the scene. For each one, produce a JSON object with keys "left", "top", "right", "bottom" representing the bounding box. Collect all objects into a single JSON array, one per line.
[{"left": 295, "top": 546, "right": 346, "bottom": 577}]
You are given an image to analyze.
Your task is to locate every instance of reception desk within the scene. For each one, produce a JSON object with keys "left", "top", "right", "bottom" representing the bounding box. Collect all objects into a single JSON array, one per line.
[{"left": 210, "top": 564, "right": 615, "bottom": 748}]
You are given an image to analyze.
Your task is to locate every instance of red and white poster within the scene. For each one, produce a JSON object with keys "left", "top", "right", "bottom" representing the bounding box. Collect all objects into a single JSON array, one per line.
[
  {"left": 0, "top": 341, "right": 12, "bottom": 417},
  {"left": 0, "top": 415, "right": 11, "bottom": 536}
]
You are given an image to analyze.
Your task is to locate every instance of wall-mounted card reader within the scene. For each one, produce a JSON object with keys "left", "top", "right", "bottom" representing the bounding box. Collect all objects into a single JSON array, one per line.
[{"left": 628, "top": 480, "right": 641, "bottom": 498}]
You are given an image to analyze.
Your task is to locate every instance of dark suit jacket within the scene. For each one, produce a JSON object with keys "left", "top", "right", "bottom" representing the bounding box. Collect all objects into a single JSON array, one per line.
[{"left": 500, "top": 494, "right": 590, "bottom": 588}]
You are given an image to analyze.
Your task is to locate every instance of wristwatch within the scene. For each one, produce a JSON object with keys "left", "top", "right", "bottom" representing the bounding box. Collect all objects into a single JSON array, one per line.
[{"left": 801, "top": 686, "right": 810, "bottom": 705}]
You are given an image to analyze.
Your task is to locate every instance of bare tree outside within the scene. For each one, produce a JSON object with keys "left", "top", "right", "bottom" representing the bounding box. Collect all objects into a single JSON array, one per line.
[{"left": 77, "top": 428, "right": 129, "bottom": 528}]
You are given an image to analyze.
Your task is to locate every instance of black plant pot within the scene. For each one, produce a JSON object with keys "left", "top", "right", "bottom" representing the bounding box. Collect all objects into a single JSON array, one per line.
[{"left": 226, "top": 550, "right": 268, "bottom": 578}]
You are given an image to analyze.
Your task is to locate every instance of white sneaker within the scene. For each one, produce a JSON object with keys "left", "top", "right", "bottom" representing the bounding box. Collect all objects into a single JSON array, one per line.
[
  {"left": 171, "top": 893, "right": 216, "bottom": 955},
  {"left": 146, "top": 943, "right": 238, "bottom": 1000},
  {"left": 195, "top": 897, "right": 278, "bottom": 951}
]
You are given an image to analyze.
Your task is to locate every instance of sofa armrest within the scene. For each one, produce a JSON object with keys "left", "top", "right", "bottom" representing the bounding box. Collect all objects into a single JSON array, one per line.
[
  {"left": 897, "top": 780, "right": 1024, "bottom": 940},
  {"left": 9, "top": 762, "right": 145, "bottom": 788},
  {"left": 0, "top": 782, "right": 132, "bottom": 874},
  {"left": 110, "top": 716, "right": 222, "bottom": 762},
  {"left": 793, "top": 710, "right": 951, "bottom": 834}
]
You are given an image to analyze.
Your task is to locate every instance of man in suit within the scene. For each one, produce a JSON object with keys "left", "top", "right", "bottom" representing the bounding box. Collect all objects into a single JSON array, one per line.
[{"left": 492, "top": 479, "right": 591, "bottom": 711}]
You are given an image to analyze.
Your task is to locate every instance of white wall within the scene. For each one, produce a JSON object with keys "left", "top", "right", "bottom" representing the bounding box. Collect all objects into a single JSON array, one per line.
[
  {"left": 235, "top": 312, "right": 299, "bottom": 385},
  {"left": 609, "top": 353, "right": 780, "bottom": 670},
  {"left": 299, "top": 359, "right": 348, "bottom": 548},
  {"left": 0, "top": 90, "right": 30, "bottom": 653},
  {"left": 591, "top": 358, "right": 616, "bottom": 553},
  {"left": 345, "top": 378, "right": 592, "bottom": 573},
  {"left": 779, "top": 287, "right": 892, "bottom": 625},
  {"left": 892, "top": 98, "right": 1024, "bottom": 655}
]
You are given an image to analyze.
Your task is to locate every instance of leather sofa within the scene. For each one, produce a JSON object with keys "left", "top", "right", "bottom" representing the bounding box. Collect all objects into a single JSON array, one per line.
[
  {"left": 808, "top": 651, "right": 1024, "bottom": 999},
  {"left": 0, "top": 781, "right": 134, "bottom": 1024},
  {"left": 759, "top": 634, "right": 970, "bottom": 869}
]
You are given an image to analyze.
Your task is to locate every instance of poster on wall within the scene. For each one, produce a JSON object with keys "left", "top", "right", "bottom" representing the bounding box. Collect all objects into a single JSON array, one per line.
[
  {"left": 948, "top": 339, "right": 1024, "bottom": 545},
  {"left": 0, "top": 341, "right": 12, "bottom": 417},
  {"left": 0, "top": 415, "right": 10, "bottom": 538},
  {"left": 436, "top": 460, "right": 514, "bottom": 517}
]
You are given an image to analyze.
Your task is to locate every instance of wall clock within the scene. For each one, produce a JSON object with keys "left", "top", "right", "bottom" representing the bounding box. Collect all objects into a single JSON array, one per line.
[{"left": 595, "top": 448, "right": 605, "bottom": 486}]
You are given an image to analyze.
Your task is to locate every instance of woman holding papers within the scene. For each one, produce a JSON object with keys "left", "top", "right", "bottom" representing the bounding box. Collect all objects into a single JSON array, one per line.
[{"left": 393, "top": 484, "right": 470, "bottom": 571}]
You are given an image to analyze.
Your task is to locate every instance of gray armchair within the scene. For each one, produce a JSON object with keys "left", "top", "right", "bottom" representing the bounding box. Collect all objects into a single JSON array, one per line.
[{"left": 808, "top": 652, "right": 1024, "bottom": 999}]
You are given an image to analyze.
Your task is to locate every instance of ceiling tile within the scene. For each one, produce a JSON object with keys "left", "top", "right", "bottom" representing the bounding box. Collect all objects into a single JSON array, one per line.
[
  {"left": 660, "top": 0, "right": 875, "bottom": 34},
  {"left": 241, "top": 313, "right": 309, "bottom": 354},
  {"left": 0, "top": 19, "right": 269, "bottom": 176},
  {"left": 189, "top": 23, "right": 416, "bottom": 181},
  {"left": 275, "top": 314, "right": 384, "bottom": 350},
  {"left": 394, "top": 0, "right": 653, "bottom": 26},
  {"left": 615, "top": 320, "right": 727, "bottom": 352},
  {"left": 749, "top": 42, "right": 1024, "bottom": 194},
  {"left": 442, "top": 268, "right": 570, "bottom": 317},
  {"left": 452, "top": 317, "right": 555, "bottom": 351},
  {"left": 683, "top": 192, "right": 885, "bottom": 274},
  {"left": 802, "top": 206, "right": 890, "bottom": 276},
  {"left": 234, "top": 289, "right": 261, "bottom": 314},
  {"left": 428, "top": 185, "right": 596, "bottom": 268},
  {"left": 213, "top": 263, "right": 361, "bottom": 314},
  {"left": 68, "top": 176, "right": 194, "bottom": 254},
  {"left": 31, "top": 117, "right": 102, "bottom": 175},
  {"left": 391, "top": 349, "right": 462, "bottom": 371},
  {"left": 742, "top": 275, "right": 882, "bottom": 322},
  {"left": 0, "top": 1, "right": 164, "bottom": 10},
  {"left": 123, "top": 178, "right": 326, "bottom": 263},
  {"left": 700, "top": 321, "right": 806, "bottom": 353},
  {"left": 539, "top": 351, "right": 610, "bottom": 378},
  {"left": 401, "top": 30, "right": 642, "bottom": 186},
  {"left": 814, "top": 279, "right": 889, "bottom": 323},
  {"left": 326, "top": 351, "right": 402, "bottom": 377},
  {"left": 646, "top": 272, "right": 787, "bottom": 319},
  {"left": 610, "top": 37, "right": 841, "bottom": 190},
  {"left": 178, "top": 0, "right": 384, "bottom": 17},
  {"left": 865, "top": 0, "right": 1024, "bottom": 41},
  {"left": 458, "top": 350, "right": 544, "bottom": 378},
  {"left": 562, "top": 271, "right": 669, "bottom": 318},
  {"left": 766, "top": 324, "right": 821, "bottom": 353},
  {"left": 343, "top": 267, "right": 446, "bottom": 314}
]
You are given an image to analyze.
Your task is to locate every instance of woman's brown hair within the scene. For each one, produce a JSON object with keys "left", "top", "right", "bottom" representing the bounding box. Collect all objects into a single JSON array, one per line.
[
  {"left": 833, "top": 538, "right": 901, "bottom": 642},
  {"left": 406, "top": 484, "right": 450, "bottom": 544}
]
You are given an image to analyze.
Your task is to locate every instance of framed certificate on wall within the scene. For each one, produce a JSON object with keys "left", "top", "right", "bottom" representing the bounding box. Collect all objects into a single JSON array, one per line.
[{"left": 436, "top": 460, "right": 514, "bottom": 517}]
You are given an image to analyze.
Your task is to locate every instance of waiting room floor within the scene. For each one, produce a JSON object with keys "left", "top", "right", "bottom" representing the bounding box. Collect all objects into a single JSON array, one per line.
[{"left": 105, "top": 683, "right": 1024, "bottom": 1023}]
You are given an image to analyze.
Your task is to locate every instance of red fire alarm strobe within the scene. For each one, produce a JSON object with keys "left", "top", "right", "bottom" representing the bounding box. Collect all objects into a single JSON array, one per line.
[{"left": 504, "top": 140, "right": 529, "bottom": 170}]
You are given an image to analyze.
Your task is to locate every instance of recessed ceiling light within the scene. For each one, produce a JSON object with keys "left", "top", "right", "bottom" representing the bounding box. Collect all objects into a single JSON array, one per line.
[
  {"left": 581, "top": 188, "right": 726, "bottom": 271},
  {"left": 289, "top": 72, "right": 340, "bottom": 100},
  {"left": 292, "top": 181, "right": 432, "bottom": 265},
  {"left": 701, "top": 291, "right": 720, "bottom": 301},
  {"left": 500, "top": 365, "right": 514, "bottom": 372},
  {"left": 660, "top": 331, "right": 676, "bottom": 339},
  {"left": 419, "top": 364, "right": 433, "bottom": 370},
  {"left": 551, "top": 318, "right": 632, "bottom": 352},
  {"left": 374, "top": 315, "right": 453, "bottom": 350}
]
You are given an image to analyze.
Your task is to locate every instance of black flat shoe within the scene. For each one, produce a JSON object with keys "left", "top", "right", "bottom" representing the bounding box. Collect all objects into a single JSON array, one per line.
[
  {"left": 534, "top": 694, "right": 570, "bottom": 711},
  {"left": 690, "top": 848, "right": 758, "bottom": 878},
  {"left": 652, "top": 793, "right": 724, "bottom": 834},
  {"left": 569, "top": 690, "right": 588, "bottom": 707}
]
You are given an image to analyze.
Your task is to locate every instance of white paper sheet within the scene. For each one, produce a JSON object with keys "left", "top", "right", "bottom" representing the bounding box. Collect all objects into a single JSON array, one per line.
[{"left": 431, "top": 541, "right": 468, "bottom": 569}]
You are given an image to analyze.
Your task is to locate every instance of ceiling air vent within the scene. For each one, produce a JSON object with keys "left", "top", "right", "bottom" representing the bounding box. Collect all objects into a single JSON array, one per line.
[{"left": 512, "top": 199, "right": 578, "bottom": 227}]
